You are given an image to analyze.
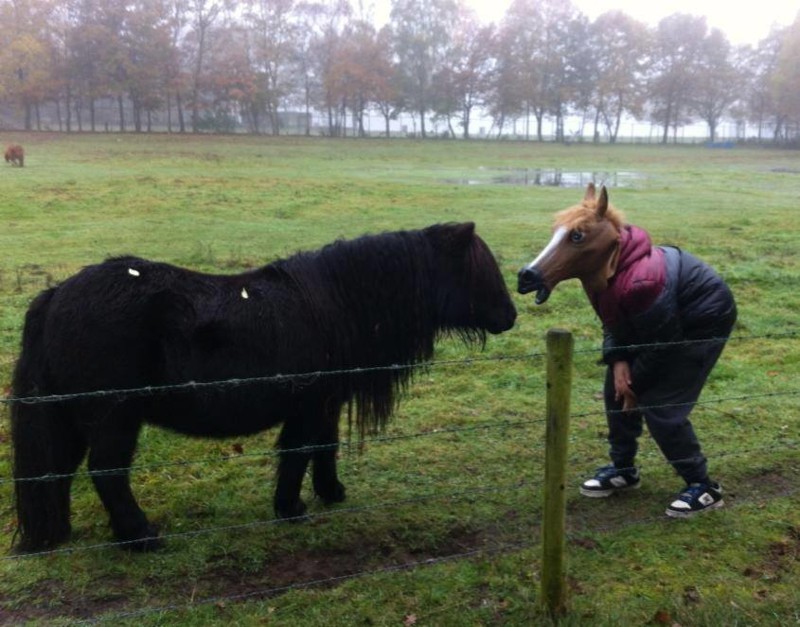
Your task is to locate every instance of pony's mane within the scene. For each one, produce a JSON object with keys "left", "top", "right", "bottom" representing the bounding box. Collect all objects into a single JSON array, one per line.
[
  {"left": 273, "top": 227, "right": 472, "bottom": 438},
  {"left": 554, "top": 198, "right": 625, "bottom": 232}
]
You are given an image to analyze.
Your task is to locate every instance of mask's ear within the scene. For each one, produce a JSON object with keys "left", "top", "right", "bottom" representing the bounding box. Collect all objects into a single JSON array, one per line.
[
  {"left": 583, "top": 183, "right": 596, "bottom": 202},
  {"left": 604, "top": 239, "right": 620, "bottom": 280},
  {"left": 597, "top": 186, "right": 609, "bottom": 218}
]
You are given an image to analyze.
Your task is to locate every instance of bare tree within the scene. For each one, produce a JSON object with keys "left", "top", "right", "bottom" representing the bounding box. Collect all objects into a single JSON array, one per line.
[
  {"left": 648, "top": 13, "right": 707, "bottom": 143},
  {"left": 740, "top": 30, "right": 782, "bottom": 140},
  {"left": 431, "top": 8, "right": 494, "bottom": 138},
  {"left": 494, "top": 0, "right": 544, "bottom": 139},
  {"left": 310, "top": 0, "right": 352, "bottom": 136},
  {"left": 243, "top": 0, "right": 299, "bottom": 135},
  {"left": 494, "top": 0, "right": 584, "bottom": 142},
  {"left": 390, "top": 0, "right": 456, "bottom": 138},
  {"left": 185, "top": 0, "right": 224, "bottom": 132},
  {"left": 772, "top": 14, "right": 800, "bottom": 139},
  {"left": 589, "top": 10, "right": 649, "bottom": 143},
  {"left": 690, "top": 28, "right": 740, "bottom": 141}
]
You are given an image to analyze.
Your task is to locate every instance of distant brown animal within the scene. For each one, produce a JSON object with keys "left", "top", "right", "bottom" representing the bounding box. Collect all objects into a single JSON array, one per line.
[{"left": 5, "top": 144, "right": 24, "bottom": 166}]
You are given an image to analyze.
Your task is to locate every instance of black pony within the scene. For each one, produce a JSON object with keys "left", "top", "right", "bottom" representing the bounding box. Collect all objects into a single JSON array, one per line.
[{"left": 11, "top": 222, "right": 516, "bottom": 552}]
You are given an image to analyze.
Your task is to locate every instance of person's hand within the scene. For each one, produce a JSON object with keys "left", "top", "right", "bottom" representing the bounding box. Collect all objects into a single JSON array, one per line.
[{"left": 612, "top": 360, "right": 637, "bottom": 412}]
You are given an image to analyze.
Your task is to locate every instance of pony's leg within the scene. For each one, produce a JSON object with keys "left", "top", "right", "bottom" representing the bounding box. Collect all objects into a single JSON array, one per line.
[
  {"left": 12, "top": 411, "right": 87, "bottom": 552},
  {"left": 274, "top": 417, "right": 313, "bottom": 520},
  {"left": 48, "top": 425, "right": 88, "bottom": 543},
  {"left": 312, "top": 411, "right": 346, "bottom": 505},
  {"left": 87, "top": 417, "right": 162, "bottom": 551}
]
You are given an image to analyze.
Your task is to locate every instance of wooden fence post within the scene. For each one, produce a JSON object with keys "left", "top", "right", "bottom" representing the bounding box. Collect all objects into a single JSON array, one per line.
[{"left": 540, "top": 328, "right": 574, "bottom": 617}]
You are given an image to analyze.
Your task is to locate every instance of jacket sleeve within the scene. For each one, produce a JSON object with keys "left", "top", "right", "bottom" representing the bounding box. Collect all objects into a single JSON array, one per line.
[
  {"left": 601, "top": 300, "right": 682, "bottom": 379},
  {"left": 601, "top": 327, "right": 630, "bottom": 365}
]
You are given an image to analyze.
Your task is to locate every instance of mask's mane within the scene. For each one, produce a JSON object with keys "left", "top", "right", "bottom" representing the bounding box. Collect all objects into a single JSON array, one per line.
[{"left": 553, "top": 201, "right": 625, "bottom": 232}]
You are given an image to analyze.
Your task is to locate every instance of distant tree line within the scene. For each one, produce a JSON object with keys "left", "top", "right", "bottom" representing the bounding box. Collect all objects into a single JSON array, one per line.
[{"left": 1, "top": 0, "right": 799, "bottom": 142}]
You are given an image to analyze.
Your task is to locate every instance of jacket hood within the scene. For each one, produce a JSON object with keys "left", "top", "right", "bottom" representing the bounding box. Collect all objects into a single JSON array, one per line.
[
  {"left": 588, "top": 223, "right": 665, "bottom": 328},
  {"left": 616, "top": 225, "right": 652, "bottom": 275}
]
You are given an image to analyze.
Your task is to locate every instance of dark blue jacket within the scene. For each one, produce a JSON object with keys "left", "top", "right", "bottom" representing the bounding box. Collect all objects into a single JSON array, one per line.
[{"left": 588, "top": 225, "right": 737, "bottom": 393}]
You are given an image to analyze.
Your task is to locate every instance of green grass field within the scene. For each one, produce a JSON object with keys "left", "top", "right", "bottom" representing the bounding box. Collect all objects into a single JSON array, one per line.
[{"left": 0, "top": 134, "right": 798, "bottom": 625}]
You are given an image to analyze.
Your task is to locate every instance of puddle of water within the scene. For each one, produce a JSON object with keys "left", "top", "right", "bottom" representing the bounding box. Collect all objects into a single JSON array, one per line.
[{"left": 446, "top": 168, "right": 643, "bottom": 188}]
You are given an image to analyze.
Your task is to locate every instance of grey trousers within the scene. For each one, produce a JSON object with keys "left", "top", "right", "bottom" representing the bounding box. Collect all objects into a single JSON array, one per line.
[{"left": 604, "top": 332, "right": 732, "bottom": 484}]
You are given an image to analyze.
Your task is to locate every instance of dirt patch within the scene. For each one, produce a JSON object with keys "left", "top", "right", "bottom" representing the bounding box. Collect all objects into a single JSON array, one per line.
[
  {"left": 744, "top": 524, "right": 800, "bottom": 584},
  {"left": 2, "top": 470, "right": 796, "bottom": 624},
  {"left": 0, "top": 521, "right": 497, "bottom": 624}
]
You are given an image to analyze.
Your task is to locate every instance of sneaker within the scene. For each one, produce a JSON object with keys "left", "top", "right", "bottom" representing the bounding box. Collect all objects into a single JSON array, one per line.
[
  {"left": 665, "top": 482, "right": 724, "bottom": 518},
  {"left": 580, "top": 464, "right": 641, "bottom": 498}
]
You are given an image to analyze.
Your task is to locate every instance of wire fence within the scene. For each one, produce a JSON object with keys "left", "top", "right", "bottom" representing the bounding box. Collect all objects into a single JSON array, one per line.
[
  {"left": 0, "top": 331, "right": 798, "bottom": 623},
  {"left": 1, "top": 332, "right": 797, "bottom": 408},
  {"left": 0, "top": 332, "right": 797, "bottom": 492},
  {"left": 59, "top": 476, "right": 799, "bottom": 626}
]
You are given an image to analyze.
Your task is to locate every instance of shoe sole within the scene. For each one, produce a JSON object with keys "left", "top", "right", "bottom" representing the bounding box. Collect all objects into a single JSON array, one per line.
[
  {"left": 665, "top": 499, "right": 725, "bottom": 518},
  {"left": 579, "top": 483, "right": 641, "bottom": 498}
]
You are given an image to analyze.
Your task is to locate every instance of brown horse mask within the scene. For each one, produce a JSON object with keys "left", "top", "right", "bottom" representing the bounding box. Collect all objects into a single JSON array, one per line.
[{"left": 517, "top": 183, "right": 623, "bottom": 303}]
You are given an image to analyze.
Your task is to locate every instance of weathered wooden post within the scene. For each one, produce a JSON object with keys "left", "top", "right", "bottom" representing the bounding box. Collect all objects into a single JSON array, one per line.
[{"left": 540, "top": 328, "right": 573, "bottom": 617}]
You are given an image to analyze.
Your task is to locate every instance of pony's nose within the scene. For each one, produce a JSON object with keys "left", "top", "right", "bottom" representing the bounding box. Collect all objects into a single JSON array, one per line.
[{"left": 517, "top": 266, "right": 543, "bottom": 295}]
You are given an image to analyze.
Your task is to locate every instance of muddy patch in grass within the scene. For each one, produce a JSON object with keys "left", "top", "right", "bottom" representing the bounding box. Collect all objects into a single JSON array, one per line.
[
  {"left": 2, "top": 469, "right": 795, "bottom": 624},
  {"left": 0, "top": 520, "right": 501, "bottom": 625}
]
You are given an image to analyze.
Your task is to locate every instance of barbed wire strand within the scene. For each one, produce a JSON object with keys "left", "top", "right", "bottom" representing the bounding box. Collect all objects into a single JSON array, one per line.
[
  {"left": 0, "top": 416, "right": 541, "bottom": 486},
  {"left": 0, "top": 331, "right": 797, "bottom": 408},
  {"left": 569, "top": 439, "right": 799, "bottom": 480},
  {"left": 3, "top": 438, "right": 797, "bottom": 622},
  {"left": 2, "top": 386, "right": 798, "bottom": 488},
  {"left": 568, "top": 482, "right": 800, "bottom": 538},
  {"left": 0, "top": 336, "right": 795, "bottom": 573},
  {"left": 0, "top": 353, "right": 540, "bottom": 407},
  {"left": 3, "top": 481, "right": 531, "bottom": 561},
  {"left": 5, "top": 434, "right": 798, "bottom": 562},
  {"left": 77, "top": 479, "right": 800, "bottom": 626}
]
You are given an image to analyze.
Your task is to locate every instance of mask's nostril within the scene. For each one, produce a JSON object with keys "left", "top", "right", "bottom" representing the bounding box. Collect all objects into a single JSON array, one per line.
[{"left": 518, "top": 267, "right": 540, "bottom": 283}]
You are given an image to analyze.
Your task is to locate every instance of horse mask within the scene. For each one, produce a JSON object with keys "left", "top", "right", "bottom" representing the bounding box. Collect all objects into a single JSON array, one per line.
[{"left": 517, "top": 183, "right": 623, "bottom": 303}]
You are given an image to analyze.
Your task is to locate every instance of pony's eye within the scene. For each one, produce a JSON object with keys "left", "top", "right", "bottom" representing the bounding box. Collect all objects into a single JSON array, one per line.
[{"left": 569, "top": 230, "right": 585, "bottom": 243}]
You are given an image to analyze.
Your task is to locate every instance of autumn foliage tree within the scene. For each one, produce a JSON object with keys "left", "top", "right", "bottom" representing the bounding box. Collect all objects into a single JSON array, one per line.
[{"left": 0, "top": 0, "right": 797, "bottom": 142}]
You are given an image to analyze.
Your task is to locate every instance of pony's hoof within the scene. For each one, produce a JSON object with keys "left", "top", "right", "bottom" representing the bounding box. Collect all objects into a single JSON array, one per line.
[
  {"left": 119, "top": 524, "right": 164, "bottom": 552},
  {"left": 317, "top": 481, "right": 346, "bottom": 505},
  {"left": 274, "top": 499, "right": 308, "bottom": 522},
  {"left": 12, "top": 525, "right": 72, "bottom": 554}
]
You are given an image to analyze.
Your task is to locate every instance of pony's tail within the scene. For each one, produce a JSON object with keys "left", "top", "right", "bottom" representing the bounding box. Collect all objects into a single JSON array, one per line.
[{"left": 11, "top": 288, "right": 85, "bottom": 552}]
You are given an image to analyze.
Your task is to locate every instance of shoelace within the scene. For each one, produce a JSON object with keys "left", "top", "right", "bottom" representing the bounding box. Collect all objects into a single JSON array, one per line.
[
  {"left": 595, "top": 466, "right": 619, "bottom": 480},
  {"left": 594, "top": 465, "right": 637, "bottom": 482},
  {"left": 678, "top": 484, "right": 707, "bottom": 502}
]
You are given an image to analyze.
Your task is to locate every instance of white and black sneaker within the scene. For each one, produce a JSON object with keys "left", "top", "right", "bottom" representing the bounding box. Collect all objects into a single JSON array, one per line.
[
  {"left": 580, "top": 464, "right": 641, "bottom": 498},
  {"left": 665, "top": 482, "right": 724, "bottom": 518}
]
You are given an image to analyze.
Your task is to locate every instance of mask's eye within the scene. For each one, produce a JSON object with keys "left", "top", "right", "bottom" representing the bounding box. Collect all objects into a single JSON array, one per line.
[{"left": 569, "top": 230, "right": 585, "bottom": 243}]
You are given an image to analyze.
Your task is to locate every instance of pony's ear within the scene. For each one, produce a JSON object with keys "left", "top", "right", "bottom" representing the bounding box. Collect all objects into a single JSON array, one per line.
[
  {"left": 428, "top": 222, "right": 476, "bottom": 252},
  {"left": 584, "top": 183, "right": 596, "bottom": 202},
  {"left": 596, "top": 186, "right": 609, "bottom": 217},
  {"left": 451, "top": 222, "right": 476, "bottom": 247}
]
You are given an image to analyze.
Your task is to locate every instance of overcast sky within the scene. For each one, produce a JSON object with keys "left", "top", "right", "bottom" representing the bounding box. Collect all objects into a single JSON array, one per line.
[
  {"left": 368, "top": 0, "right": 798, "bottom": 46},
  {"left": 569, "top": 0, "right": 796, "bottom": 45}
]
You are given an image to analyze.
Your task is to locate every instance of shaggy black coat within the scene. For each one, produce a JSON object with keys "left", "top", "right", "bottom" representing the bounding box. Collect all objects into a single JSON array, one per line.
[{"left": 11, "top": 222, "right": 516, "bottom": 552}]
